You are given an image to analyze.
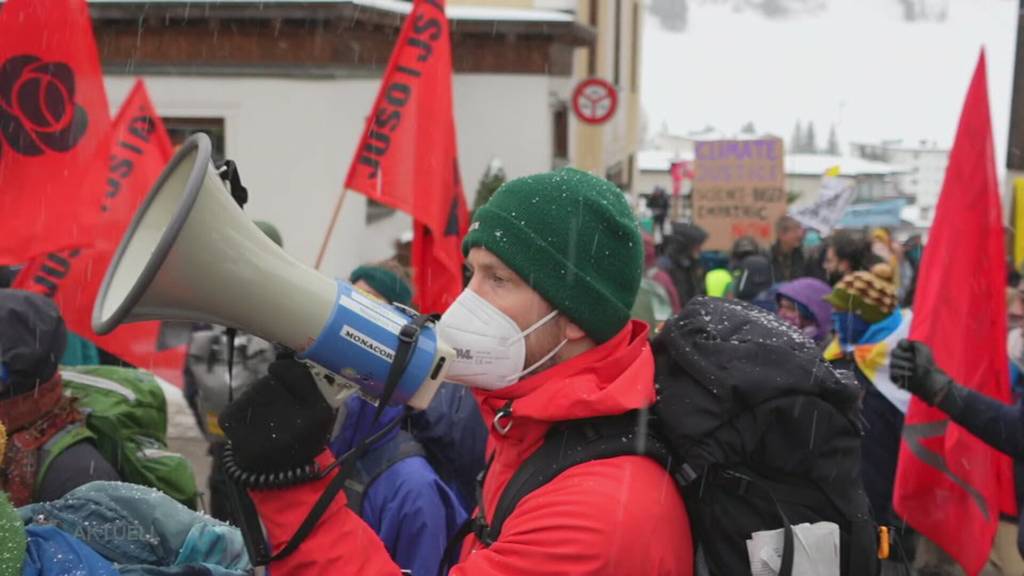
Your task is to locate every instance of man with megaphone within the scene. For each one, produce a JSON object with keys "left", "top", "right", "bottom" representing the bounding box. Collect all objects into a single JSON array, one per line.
[
  {"left": 91, "top": 134, "right": 692, "bottom": 574},
  {"left": 218, "top": 169, "right": 694, "bottom": 575}
]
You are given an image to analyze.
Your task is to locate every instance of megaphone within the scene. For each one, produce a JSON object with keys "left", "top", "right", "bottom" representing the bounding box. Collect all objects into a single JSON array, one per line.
[{"left": 92, "top": 133, "right": 452, "bottom": 410}]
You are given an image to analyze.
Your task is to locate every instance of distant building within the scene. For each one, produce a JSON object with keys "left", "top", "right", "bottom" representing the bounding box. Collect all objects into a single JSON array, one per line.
[
  {"left": 786, "top": 153, "right": 911, "bottom": 205},
  {"left": 850, "top": 140, "right": 950, "bottom": 224},
  {"left": 456, "top": 0, "right": 645, "bottom": 191},
  {"left": 636, "top": 139, "right": 910, "bottom": 207}
]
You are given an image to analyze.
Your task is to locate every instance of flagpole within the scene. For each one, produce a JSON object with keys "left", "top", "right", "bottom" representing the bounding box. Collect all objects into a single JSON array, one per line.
[{"left": 315, "top": 186, "right": 351, "bottom": 270}]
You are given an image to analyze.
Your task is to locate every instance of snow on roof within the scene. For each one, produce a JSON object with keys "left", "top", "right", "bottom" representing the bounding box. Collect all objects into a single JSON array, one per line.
[
  {"left": 786, "top": 154, "right": 910, "bottom": 177},
  {"left": 84, "top": 0, "right": 576, "bottom": 23},
  {"left": 639, "top": 149, "right": 910, "bottom": 177},
  {"left": 637, "top": 149, "right": 695, "bottom": 172}
]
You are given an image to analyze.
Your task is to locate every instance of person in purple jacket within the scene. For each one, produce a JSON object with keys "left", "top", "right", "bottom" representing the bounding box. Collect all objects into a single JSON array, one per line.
[{"left": 775, "top": 277, "right": 834, "bottom": 344}]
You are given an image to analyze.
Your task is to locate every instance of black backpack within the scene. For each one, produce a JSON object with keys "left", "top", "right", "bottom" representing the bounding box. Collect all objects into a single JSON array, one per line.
[{"left": 458, "top": 297, "right": 879, "bottom": 576}]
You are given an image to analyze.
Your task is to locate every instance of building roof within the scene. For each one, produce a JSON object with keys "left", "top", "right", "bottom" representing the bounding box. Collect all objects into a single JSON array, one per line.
[
  {"left": 637, "top": 149, "right": 694, "bottom": 172},
  {"left": 785, "top": 154, "right": 910, "bottom": 177},
  {"left": 638, "top": 149, "right": 910, "bottom": 177},
  {"left": 850, "top": 140, "right": 951, "bottom": 154}
]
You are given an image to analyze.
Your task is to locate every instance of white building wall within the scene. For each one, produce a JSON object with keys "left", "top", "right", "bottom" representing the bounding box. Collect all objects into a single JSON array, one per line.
[
  {"left": 886, "top": 148, "right": 950, "bottom": 209},
  {"left": 104, "top": 73, "right": 554, "bottom": 281}
]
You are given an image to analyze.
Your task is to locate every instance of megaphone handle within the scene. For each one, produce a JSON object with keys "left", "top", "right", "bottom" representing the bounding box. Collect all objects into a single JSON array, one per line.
[
  {"left": 216, "top": 159, "right": 248, "bottom": 208},
  {"left": 304, "top": 361, "right": 361, "bottom": 409}
]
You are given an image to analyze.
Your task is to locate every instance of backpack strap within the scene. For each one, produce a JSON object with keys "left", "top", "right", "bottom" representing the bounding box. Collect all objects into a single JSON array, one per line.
[
  {"left": 342, "top": 429, "right": 426, "bottom": 515},
  {"left": 475, "top": 410, "right": 673, "bottom": 547},
  {"left": 37, "top": 424, "right": 95, "bottom": 491}
]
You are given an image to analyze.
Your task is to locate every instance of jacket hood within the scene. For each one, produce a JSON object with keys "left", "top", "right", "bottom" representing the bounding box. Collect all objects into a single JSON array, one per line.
[
  {"left": 653, "top": 297, "right": 860, "bottom": 452},
  {"left": 0, "top": 289, "right": 66, "bottom": 397},
  {"left": 776, "top": 277, "right": 834, "bottom": 338},
  {"left": 733, "top": 254, "right": 774, "bottom": 301},
  {"left": 474, "top": 320, "right": 655, "bottom": 433}
]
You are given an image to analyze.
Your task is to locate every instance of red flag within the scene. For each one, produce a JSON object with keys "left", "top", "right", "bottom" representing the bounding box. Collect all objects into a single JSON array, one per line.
[
  {"left": 344, "top": 0, "right": 468, "bottom": 314},
  {"left": 893, "top": 52, "right": 1016, "bottom": 575},
  {"left": 14, "top": 80, "right": 186, "bottom": 387},
  {"left": 0, "top": 0, "right": 112, "bottom": 263}
]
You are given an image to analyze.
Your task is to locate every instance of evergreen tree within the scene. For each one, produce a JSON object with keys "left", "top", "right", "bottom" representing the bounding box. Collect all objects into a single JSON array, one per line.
[
  {"left": 804, "top": 122, "right": 818, "bottom": 154},
  {"left": 790, "top": 120, "right": 804, "bottom": 152},
  {"left": 827, "top": 124, "right": 840, "bottom": 155},
  {"left": 473, "top": 158, "right": 506, "bottom": 213}
]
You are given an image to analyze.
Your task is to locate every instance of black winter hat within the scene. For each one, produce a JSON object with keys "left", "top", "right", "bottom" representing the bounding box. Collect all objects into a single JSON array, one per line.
[
  {"left": 0, "top": 290, "right": 67, "bottom": 396},
  {"left": 669, "top": 222, "right": 708, "bottom": 250},
  {"left": 731, "top": 236, "right": 761, "bottom": 261}
]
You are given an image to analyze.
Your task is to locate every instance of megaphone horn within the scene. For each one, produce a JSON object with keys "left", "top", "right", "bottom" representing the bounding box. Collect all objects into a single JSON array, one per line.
[{"left": 92, "top": 133, "right": 451, "bottom": 409}]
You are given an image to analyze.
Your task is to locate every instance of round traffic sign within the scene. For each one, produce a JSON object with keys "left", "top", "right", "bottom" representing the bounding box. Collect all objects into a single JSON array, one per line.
[{"left": 572, "top": 78, "right": 618, "bottom": 125}]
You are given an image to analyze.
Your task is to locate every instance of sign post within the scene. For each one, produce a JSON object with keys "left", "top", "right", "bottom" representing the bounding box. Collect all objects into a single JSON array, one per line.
[{"left": 692, "top": 138, "right": 786, "bottom": 251}]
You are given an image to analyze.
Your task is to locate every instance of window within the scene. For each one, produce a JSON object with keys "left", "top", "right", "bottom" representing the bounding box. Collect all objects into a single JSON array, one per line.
[
  {"left": 588, "top": 0, "right": 598, "bottom": 77},
  {"left": 553, "top": 102, "right": 569, "bottom": 168},
  {"left": 164, "top": 117, "right": 226, "bottom": 163},
  {"left": 613, "top": 0, "right": 622, "bottom": 86},
  {"left": 630, "top": 1, "right": 640, "bottom": 93}
]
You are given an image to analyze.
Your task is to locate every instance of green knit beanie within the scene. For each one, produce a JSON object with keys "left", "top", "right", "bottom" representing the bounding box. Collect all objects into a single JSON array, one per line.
[
  {"left": 464, "top": 168, "right": 642, "bottom": 343},
  {"left": 350, "top": 265, "right": 413, "bottom": 307}
]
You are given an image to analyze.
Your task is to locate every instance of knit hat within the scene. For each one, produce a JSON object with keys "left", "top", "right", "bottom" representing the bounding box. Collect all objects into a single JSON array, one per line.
[
  {"left": 463, "top": 168, "right": 642, "bottom": 343},
  {"left": 349, "top": 265, "right": 413, "bottom": 307},
  {"left": 0, "top": 289, "right": 67, "bottom": 397},
  {"left": 731, "top": 235, "right": 761, "bottom": 261},
  {"left": 825, "top": 263, "right": 898, "bottom": 324},
  {"left": 0, "top": 422, "right": 27, "bottom": 575},
  {"left": 254, "top": 220, "right": 283, "bottom": 248}
]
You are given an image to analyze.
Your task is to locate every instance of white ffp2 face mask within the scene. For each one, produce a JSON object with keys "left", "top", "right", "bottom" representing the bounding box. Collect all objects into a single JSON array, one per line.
[{"left": 437, "top": 289, "right": 567, "bottom": 390}]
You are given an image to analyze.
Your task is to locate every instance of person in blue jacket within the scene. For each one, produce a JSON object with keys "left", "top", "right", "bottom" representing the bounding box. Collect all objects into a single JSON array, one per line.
[
  {"left": 329, "top": 397, "right": 467, "bottom": 576},
  {"left": 408, "top": 380, "right": 487, "bottom": 515},
  {"left": 328, "top": 262, "right": 469, "bottom": 575}
]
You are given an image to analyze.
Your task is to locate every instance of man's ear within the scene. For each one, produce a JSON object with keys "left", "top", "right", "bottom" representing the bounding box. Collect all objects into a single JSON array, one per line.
[{"left": 561, "top": 317, "right": 587, "bottom": 342}]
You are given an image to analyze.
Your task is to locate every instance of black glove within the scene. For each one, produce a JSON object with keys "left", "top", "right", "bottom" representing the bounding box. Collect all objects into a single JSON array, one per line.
[
  {"left": 890, "top": 339, "right": 955, "bottom": 407},
  {"left": 219, "top": 358, "right": 334, "bottom": 474}
]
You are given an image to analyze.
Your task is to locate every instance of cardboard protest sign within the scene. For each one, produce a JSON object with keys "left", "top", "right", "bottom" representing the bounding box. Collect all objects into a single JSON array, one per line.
[{"left": 692, "top": 138, "right": 785, "bottom": 251}]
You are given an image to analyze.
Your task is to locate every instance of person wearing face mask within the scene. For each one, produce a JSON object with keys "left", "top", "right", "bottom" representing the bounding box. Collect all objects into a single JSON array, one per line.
[
  {"left": 774, "top": 277, "right": 833, "bottom": 344},
  {"left": 220, "top": 168, "right": 693, "bottom": 576},
  {"left": 822, "top": 263, "right": 912, "bottom": 542}
]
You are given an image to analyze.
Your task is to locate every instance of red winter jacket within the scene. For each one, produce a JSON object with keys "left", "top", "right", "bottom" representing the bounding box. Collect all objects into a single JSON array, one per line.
[{"left": 250, "top": 321, "right": 693, "bottom": 575}]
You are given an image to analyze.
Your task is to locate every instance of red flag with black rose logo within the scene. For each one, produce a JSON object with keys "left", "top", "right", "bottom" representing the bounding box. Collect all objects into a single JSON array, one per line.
[
  {"left": 343, "top": 0, "right": 468, "bottom": 314},
  {"left": 0, "top": 0, "right": 112, "bottom": 264},
  {"left": 893, "top": 52, "right": 1016, "bottom": 575},
  {"left": 14, "top": 80, "right": 187, "bottom": 387}
]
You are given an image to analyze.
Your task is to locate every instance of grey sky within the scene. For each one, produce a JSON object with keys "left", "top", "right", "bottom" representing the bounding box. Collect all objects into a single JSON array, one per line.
[{"left": 642, "top": 0, "right": 1017, "bottom": 164}]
